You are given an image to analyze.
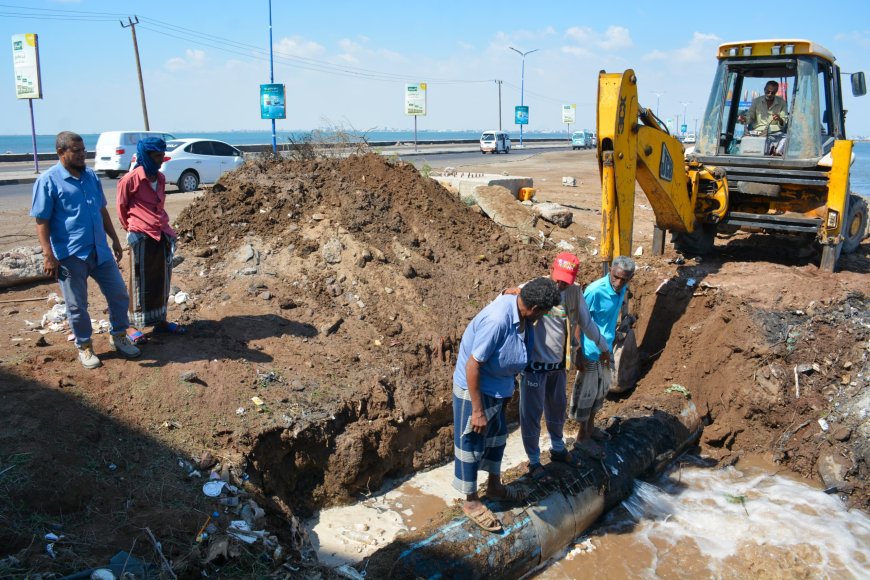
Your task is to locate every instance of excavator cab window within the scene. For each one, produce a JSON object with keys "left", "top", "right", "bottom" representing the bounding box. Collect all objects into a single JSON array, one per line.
[{"left": 701, "top": 55, "right": 838, "bottom": 162}]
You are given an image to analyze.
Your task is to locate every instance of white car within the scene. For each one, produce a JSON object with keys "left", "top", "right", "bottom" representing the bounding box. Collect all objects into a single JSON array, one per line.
[{"left": 130, "top": 138, "right": 245, "bottom": 192}]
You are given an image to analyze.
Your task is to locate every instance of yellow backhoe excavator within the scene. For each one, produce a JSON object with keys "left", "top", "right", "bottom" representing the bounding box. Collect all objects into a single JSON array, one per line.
[{"left": 597, "top": 39, "right": 867, "bottom": 271}]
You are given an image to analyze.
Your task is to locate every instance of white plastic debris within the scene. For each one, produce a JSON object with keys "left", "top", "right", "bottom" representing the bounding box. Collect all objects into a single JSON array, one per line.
[
  {"left": 818, "top": 418, "right": 830, "bottom": 432},
  {"left": 40, "top": 304, "right": 67, "bottom": 329},
  {"left": 173, "top": 292, "right": 189, "bottom": 304}
]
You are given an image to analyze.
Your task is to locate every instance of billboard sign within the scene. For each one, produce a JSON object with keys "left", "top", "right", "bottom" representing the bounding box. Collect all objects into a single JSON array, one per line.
[
  {"left": 260, "top": 83, "right": 286, "bottom": 119},
  {"left": 11, "top": 33, "right": 42, "bottom": 99},
  {"left": 405, "top": 83, "right": 427, "bottom": 116},
  {"left": 515, "top": 105, "right": 529, "bottom": 125},
  {"left": 561, "top": 104, "right": 576, "bottom": 124}
]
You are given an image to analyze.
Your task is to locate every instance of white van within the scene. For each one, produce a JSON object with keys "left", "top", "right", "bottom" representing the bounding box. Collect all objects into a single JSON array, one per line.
[
  {"left": 94, "top": 130, "right": 175, "bottom": 178},
  {"left": 479, "top": 130, "right": 511, "bottom": 154}
]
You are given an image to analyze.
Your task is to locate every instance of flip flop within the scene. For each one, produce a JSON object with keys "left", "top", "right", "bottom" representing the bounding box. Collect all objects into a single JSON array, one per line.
[
  {"left": 464, "top": 503, "right": 502, "bottom": 533},
  {"left": 156, "top": 321, "right": 186, "bottom": 334},
  {"left": 528, "top": 463, "right": 554, "bottom": 483},
  {"left": 126, "top": 329, "right": 148, "bottom": 345},
  {"left": 550, "top": 449, "right": 581, "bottom": 468}
]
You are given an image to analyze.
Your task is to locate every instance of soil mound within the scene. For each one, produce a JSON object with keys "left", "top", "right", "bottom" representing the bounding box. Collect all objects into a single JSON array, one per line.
[{"left": 173, "top": 154, "right": 554, "bottom": 512}]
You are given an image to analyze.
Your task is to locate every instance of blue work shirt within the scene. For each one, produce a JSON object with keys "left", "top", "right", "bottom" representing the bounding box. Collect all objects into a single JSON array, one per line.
[
  {"left": 30, "top": 163, "right": 114, "bottom": 264},
  {"left": 453, "top": 294, "right": 530, "bottom": 398},
  {"left": 581, "top": 274, "right": 626, "bottom": 362}
]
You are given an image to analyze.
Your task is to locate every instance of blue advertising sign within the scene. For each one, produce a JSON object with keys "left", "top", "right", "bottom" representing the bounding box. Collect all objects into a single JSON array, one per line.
[
  {"left": 680, "top": 124, "right": 687, "bottom": 133},
  {"left": 738, "top": 101, "right": 752, "bottom": 109},
  {"left": 260, "top": 83, "right": 286, "bottom": 120},
  {"left": 515, "top": 105, "right": 529, "bottom": 125}
]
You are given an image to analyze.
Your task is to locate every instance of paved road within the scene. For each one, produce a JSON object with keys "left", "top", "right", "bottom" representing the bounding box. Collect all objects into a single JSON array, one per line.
[{"left": 0, "top": 146, "right": 571, "bottom": 212}]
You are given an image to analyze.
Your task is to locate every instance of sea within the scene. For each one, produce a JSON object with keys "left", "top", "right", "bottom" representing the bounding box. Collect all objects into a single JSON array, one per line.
[{"left": 1, "top": 131, "right": 868, "bottom": 197}]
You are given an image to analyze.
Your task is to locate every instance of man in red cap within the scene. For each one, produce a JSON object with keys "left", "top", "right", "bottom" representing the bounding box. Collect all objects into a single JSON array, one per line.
[{"left": 506, "top": 252, "right": 612, "bottom": 482}]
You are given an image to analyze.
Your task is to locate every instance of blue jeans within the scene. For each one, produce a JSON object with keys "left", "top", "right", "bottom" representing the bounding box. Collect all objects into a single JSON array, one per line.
[{"left": 57, "top": 251, "right": 130, "bottom": 347}]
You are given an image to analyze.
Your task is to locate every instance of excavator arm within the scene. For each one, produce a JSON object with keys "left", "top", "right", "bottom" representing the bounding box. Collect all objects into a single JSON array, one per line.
[{"left": 597, "top": 70, "right": 726, "bottom": 262}]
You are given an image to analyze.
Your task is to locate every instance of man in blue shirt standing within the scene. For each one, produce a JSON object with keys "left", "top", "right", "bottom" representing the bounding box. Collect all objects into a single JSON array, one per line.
[
  {"left": 453, "top": 277, "right": 560, "bottom": 533},
  {"left": 568, "top": 256, "right": 635, "bottom": 459},
  {"left": 31, "top": 131, "right": 141, "bottom": 369}
]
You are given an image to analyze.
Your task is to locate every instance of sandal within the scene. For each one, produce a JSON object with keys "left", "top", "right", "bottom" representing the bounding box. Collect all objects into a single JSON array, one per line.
[
  {"left": 550, "top": 449, "right": 580, "bottom": 468},
  {"left": 126, "top": 329, "right": 148, "bottom": 345},
  {"left": 591, "top": 427, "right": 612, "bottom": 442},
  {"left": 573, "top": 439, "right": 606, "bottom": 460},
  {"left": 464, "top": 503, "right": 502, "bottom": 533},
  {"left": 155, "top": 321, "right": 186, "bottom": 334},
  {"left": 528, "top": 463, "right": 554, "bottom": 483}
]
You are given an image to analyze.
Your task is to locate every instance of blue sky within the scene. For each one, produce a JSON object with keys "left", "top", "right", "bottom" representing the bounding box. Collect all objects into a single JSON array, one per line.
[{"left": 2, "top": 0, "right": 869, "bottom": 136}]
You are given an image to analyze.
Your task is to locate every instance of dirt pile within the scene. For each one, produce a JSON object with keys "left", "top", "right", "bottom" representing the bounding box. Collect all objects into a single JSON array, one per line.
[{"left": 172, "top": 153, "right": 557, "bottom": 513}]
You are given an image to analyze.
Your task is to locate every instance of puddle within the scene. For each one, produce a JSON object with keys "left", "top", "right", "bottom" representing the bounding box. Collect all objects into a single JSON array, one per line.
[
  {"left": 307, "top": 423, "right": 533, "bottom": 567},
  {"left": 538, "top": 457, "right": 870, "bottom": 579}
]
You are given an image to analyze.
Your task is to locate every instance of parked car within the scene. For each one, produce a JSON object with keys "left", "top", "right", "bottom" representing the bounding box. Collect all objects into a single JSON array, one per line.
[
  {"left": 479, "top": 130, "right": 511, "bottom": 154},
  {"left": 683, "top": 133, "right": 697, "bottom": 144},
  {"left": 95, "top": 131, "right": 175, "bottom": 178},
  {"left": 571, "top": 130, "right": 593, "bottom": 150},
  {"left": 129, "top": 138, "right": 245, "bottom": 192}
]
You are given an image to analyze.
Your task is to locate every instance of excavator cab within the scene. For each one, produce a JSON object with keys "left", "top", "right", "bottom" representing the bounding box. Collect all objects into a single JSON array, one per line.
[{"left": 696, "top": 40, "right": 854, "bottom": 162}]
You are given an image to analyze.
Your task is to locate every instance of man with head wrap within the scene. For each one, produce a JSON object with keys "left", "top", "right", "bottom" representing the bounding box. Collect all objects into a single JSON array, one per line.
[{"left": 117, "top": 137, "right": 185, "bottom": 341}]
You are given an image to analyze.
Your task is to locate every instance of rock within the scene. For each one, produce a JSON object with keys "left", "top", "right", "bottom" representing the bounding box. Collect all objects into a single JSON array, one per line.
[
  {"left": 561, "top": 176, "right": 577, "bottom": 187},
  {"left": 533, "top": 202, "right": 574, "bottom": 228},
  {"left": 384, "top": 322, "right": 403, "bottom": 337},
  {"left": 322, "top": 238, "right": 343, "bottom": 264},
  {"left": 180, "top": 370, "right": 200, "bottom": 383},
  {"left": 0, "top": 246, "right": 51, "bottom": 289},
  {"left": 403, "top": 264, "right": 416, "bottom": 279},
  {"left": 279, "top": 299, "right": 298, "bottom": 310},
  {"left": 321, "top": 317, "right": 344, "bottom": 336},
  {"left": 170, "top": 285, "right": 182, "bottom": 295},
  {"left": 312, "top": 213, "right": 326, "bottom": 221},
  {"left": 241, "top": 244, "right": 255, "bottom": 263},
  {"left": 35, "top": 335, "right": 48, "bottom": 347},
  {"left": 239, "top": 267, "right": 258, "bottom": 276},
  {"left": 58, "top": 377, "right": 76, "bottom": 388},
  {"left": 192, "top": 247, "right": 214, "bottom": 258},
  {"left": 831, "top": 426, "right": 852, "bottom": 442},
  {"left": 384, "top": 287, "right": 394, "bottom": 294},
  {"left": 259, "top": 291, "right": 272, "bottom": 300},
  {"left": 796, "top": 363, "right": 815, "bottom": 375},
  {"left": 816, "top": 450, "right": 852, "bottom": 489}
]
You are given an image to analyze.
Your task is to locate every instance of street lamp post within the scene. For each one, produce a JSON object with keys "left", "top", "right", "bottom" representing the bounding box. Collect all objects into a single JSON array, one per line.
[
  {"left": 680, "top": 101, "right": 690, "bottom": 136},
  {"left": 652, "top": 91, "right": 665, "bottom": 118},
  {"left": 509, "top": 46, "right": 538, "bottom": 147}
]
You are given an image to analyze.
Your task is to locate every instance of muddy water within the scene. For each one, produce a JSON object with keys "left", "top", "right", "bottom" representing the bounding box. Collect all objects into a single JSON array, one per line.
[
  {"left": 306, "top": 431, "right": 870, "bottom": 578},
  {"left": 539, "top": 457, "right": 870, "bottom": 579}
]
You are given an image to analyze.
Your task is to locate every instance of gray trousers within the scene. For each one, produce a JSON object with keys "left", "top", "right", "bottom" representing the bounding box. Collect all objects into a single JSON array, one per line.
[{"left": 519, "top": 369, "right": 567, "bottom": 465}]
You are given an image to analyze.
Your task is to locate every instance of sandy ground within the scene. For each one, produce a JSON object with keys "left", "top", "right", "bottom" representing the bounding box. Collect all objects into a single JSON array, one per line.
[{"left": 0, "top": 149, "right": 868, "bottom": 578}]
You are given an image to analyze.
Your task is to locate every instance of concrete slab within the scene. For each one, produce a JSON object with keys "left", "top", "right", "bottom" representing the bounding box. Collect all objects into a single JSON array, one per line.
[{"left": 431, "top": 172, "right": 533, "bottom": 199}]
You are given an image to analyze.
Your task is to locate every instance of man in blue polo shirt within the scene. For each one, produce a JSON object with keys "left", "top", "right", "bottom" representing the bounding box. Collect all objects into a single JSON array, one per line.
[
  {"left": 568, "top": 256, "right": 635, "bottom": 459},
  {"left": 31, "top": 131, "right": 141, "bottom": 369},
  {"left": 452, "top": 277, "right": 561, "bottom": 533}
]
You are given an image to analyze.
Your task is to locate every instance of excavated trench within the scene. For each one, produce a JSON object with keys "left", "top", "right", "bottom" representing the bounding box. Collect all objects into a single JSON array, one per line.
[{"left": 170, "top": 153, "right": 868, "bottom": 572}]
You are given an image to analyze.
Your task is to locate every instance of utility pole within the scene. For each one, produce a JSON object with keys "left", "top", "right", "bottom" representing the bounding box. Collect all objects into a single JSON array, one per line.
[
  {"left": 121, "top": 16, "right": 150, "bottom": 130},
  {"left": 494, "top": 80, "right": 503, "bottom": 131}
]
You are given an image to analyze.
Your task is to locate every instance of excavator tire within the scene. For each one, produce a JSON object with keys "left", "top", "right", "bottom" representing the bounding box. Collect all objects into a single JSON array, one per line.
[
  {"left": 672, "top": 223, "right": 718, "bottom": 255},
  {"left": 842, "top": 194, "right": 869, "bottom": 254}
]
